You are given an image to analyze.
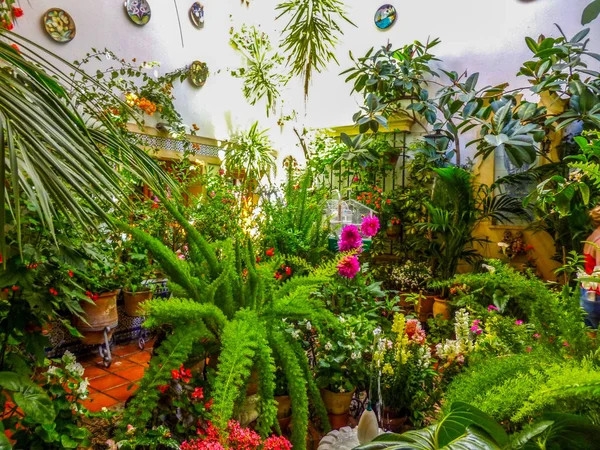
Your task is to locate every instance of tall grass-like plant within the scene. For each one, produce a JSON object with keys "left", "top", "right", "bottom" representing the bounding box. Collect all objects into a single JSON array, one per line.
[
  {"left": 276, "top": 0, "right": 354, "bottom": 97},
  {"left": 225, "top": 121, "right": 276, "bottom": 186},
  {"left": 118, "top": 200, "right": 339, "bottom": 449},
  {"left": 0, "top": 32, "right": 176, "bottom": 254}
]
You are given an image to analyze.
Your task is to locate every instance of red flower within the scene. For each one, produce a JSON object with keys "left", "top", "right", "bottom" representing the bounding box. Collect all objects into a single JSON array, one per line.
[
  {"left": 68, "top": 270, "right": 74, "bottom": 278},
  {"left": 255, "top": 256, "right": 261, "bottom": 263},
  {"left": 171, "top": 369, "right": 181, "bottom": 380},
  {"left": 91, "top": 293, "right": 99, "bottom": 301},
  {"left": 85, "top": 291, "right": 92, "bottom": 298},
  {"left": 158, "top": 384, "right": 169, "bottom": 394},
  {"left": 285, "top": 267, "right": 292, "bottom": 276},
  {"left": 5, "top": 23, "right": 14, "bottom": 31},
  {"left": 0, "top": 255, "right": 3, "bottom": 264},
  {"left": 11, "top": 285, "right": 18, "bottom": 291},
  {"left": 263, "top": 436, "right": 292, "bottom": 450},
  {"left": 266, "top": 248, "right": 275, "bottom": 257},
  {"left": 151, "top": 202, "right": 159, "bottom": 209},
  {"left": 12, "top": 7, "right": 24, "bottom": 18},
  {"left": 204, "top": 398, "right": 213, "bottom": 410},
  {"left": 172, "top": 365, "right": 192, "bottom": 382},
  {"left": 49, "top": 288, "right": 58, "bottom": 296},
  {"left": 192, "top": 387, "right": 204, "bottom": 399},
  {"left": 274, "top": 272, "right": 282, "bottom": 280}
]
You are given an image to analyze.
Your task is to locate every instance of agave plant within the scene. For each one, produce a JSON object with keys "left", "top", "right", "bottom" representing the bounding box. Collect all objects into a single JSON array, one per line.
[{"left": 0, "top": 31, "right": 177, "bottom": 254}]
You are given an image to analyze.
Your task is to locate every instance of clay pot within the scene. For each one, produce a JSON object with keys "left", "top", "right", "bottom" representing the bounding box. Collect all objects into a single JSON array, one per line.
[
  {"left": 73, "top": 291, "right": 119, "bottom": 345},
  {"left": 398, "top": 292, "right": 413, "bottom": 309},
  {"left": 246, "top": 371, "right": 259, "bottom": 396},
  {"left": 327, "top": 412, "right": 350, "bottom": 430},
  {"left": 123, "top": 290, "right": 153, "bottom": 317},
  {"left": 433, "top": 297, "right": 451, "bottom": 320},
  {"left": 382, "top": 408, "right": 407, "bottom": 433},
  {"left": 275, "top": 395, "right": 292, "bottom": 419},
  {"left": 416, "top": 294, "right": 435, "bottom": 322},
  {"left": 320, "top": 388, "right": 355, "bottom": 415}
]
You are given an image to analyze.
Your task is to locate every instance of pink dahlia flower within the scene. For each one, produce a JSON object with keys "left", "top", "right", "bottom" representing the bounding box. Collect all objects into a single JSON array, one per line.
[
  {"left": 360, "top": 215, "right": 380, "bottom": 238},
  {"left": 337, "top": 255, "right": 360, "bottom": 279},
  {"left": 338, "top": 225, "right": 363, "bottom": 252}
]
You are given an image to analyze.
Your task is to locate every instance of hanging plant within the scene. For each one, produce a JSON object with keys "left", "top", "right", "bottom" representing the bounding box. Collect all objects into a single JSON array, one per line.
[
  {"left": 1, "top": 0, "right": 23, "bottom": 31},
  {"left": 275, "top": 0, "right": 354, "bottom": 98}
]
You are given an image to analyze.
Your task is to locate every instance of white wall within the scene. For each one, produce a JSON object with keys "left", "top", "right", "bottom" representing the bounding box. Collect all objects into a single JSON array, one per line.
[{"left": 10, "top": 0, "right": 599, "bottom": 163}]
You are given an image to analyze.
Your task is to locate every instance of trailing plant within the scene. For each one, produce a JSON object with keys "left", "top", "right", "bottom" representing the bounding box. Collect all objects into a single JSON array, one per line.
[
  {"left": 117, "top": 202, "right": 338, "bottom": 449},
  {"left": 276, "top": 0, "right": 354, "bottom": 97},
  {"left": 225, "top": 122, "right": 276, "bottom": 187},
  {"left": 230, "top": 25, "right": 290, "bottom": 117}
]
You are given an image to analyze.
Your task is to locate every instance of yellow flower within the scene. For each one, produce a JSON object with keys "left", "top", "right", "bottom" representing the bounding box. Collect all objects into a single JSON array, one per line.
[{"left": 382, "top": 363, "right": 394, "bottom": 375}]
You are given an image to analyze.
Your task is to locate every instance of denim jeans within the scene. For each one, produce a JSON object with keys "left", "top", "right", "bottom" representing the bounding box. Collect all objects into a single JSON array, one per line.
[{"left": 580, "top": 287, "right": 600, "bottom": 329}]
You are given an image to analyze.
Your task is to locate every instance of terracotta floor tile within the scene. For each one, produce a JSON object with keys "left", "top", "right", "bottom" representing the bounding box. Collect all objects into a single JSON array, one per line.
[
  {"left": 104, "top": 383, "right": 139, "bottom": 402},
  {"left": 114, "top": 365, "right": 146, "bottom": 382},
  {"left": 107, "top": 357, "right": 139, "bottom": 372},
  {"left": 89, "top": 373, "right": 129, "bottom": 391},
  {"left": 125, "top": 351, "right": 152, "bottom": 365},
  {"left": 83, "top": 365, "right": 108, "bottom": 379},
  {"left": 112, "top": 344, "right": 142, "bottom": 357},
  {"left": 81, "top": 393, "right": 120, "bottom": 412}
]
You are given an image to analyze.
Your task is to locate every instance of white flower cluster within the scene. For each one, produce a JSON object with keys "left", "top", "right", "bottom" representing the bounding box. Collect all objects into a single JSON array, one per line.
[
  {"left": 436, "top": 309, "right": 474, "bottom": 362},
  {"left": 415, "top": 345, "right": 431, "bottom": 369},
  {"left": 389, "top": 260, "right": 433, "bottom": 291}
]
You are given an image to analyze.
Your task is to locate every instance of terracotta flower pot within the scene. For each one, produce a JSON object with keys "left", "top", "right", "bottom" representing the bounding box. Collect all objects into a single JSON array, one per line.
[
  {"left": 123, "top": 290, "right": 153, "bottom": 317},
  {"left": 327, "top": 412, "right": 350, "bottom": 430},
  {"left": 246, "top": 370, "right": 259, "bottom": 396},
  {"left": 382, "top": 407, "right": 407, "bottom": 433},
  {"left": 320, "top": 388, "right": 355, "bottom": 415},
  {"left": 73, "top": 290, "right": 119, "bottom": 345},
  {"left": 416, "top": 294, "right": 435, "bottom": 322},
  {"left": 275, "top": 395, "right": 292, "bottom": 419},
  {"left": 433, "top": 297, "right": 451, "bottom": 320},
  {"left": 398, "top": 291, "right": 413, "bottom": 309}
]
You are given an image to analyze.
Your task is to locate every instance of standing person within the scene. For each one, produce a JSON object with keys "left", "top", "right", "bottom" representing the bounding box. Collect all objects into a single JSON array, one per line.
[{"left": 581, "top": 206, "right": 600, "bottom": 328}]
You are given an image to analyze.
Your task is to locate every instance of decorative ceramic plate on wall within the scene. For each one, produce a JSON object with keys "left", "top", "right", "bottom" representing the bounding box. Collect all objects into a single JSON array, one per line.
[
  {"left": 189, "top": 61, "right": 209, "bottom": 87},
  {"left": 125, "top": 0, "right": 151, "bottom": 26},
  {"left": 374, "top": 4, "right": 397, "bottom": 30},
  {"left": 190, "top": 2, "right": 204, "bottom": 29},
  {"left": 43, "top": 9, "right": 76, "bottom": 43}
]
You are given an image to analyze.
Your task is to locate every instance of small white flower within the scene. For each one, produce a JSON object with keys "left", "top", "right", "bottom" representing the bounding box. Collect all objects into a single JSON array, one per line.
[
  {"left": 66, "top": 361, "right": 85, "bottom": 378},
  {"left": 306, "top": 321, "right": 312, "bottom": 331},
  {"left": 77, "top": 378, "right": 90, "bottom": 397},
  {"left": 373, "top": 327, "right": 381, "bottom": 336},
  {"left": 339, "top": 316, "right": 346, "bottom": 323},
  {"left": 351, "top": 351, "right": 360, "bottom": 360},
  {"left": 62, "top": 351, "right": 75, "bottom": 364},
  {"left": 497, "top": 242, "right": 509, "bottom": 249},
  {"left": 339, "top": 386, "right": 346, "bottom": 393},
  {"left": 291, "top": 330, "right": 301, "bottom": 339},
  {"left": 325, "top": 342, "right": 333, "bottom": 351}
]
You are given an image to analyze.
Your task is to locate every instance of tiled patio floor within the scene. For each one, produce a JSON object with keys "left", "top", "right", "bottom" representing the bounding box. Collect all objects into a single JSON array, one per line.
[{"left": 80, "top": 340, "right": 153, "bottom": 412}]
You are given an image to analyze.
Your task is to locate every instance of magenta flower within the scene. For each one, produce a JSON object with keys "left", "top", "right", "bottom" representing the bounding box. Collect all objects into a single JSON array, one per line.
[
  {"left": 360, "top": 215, "right": 380, "bottom": 238},
  {"left": 472, "top": 319, "right": 481, "bottom": 326},
  {"left": 487, "top": 305, "right": 499, "bottom": 312},
  {"left": 526, "top": 347, "right": 532, "bottom": 353},
  {"left": 515, "top": 320, "right": 523, "bottom": 325},
  {"left": 476, "top": 329, "right": 482, "bottom": 335},
  {"left": 533, "top": 333, "right": 540, "bottom": 339},
  {"left": 337, "top": 255, "right": 360, "bottom": 279},
  {"left": 563, "top": 341, "right": 569, "bottom": 347},
  {"left": 338, "top": 225, "right": 363, "bottom": 252},
  {"left": 470, "top": 325, "right": 479, "bottom": 333}
]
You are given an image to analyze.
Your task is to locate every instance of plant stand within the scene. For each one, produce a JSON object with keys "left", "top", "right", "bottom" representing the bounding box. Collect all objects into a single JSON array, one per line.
[{"left": 98, "top": 326, "right": 115, "bottom": 368}]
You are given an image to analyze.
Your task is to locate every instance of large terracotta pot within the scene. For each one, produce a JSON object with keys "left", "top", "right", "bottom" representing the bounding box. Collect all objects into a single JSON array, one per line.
[
  {"left": 73, "top": 290, "right": 119, "bottom": 345},
  {"left": 320, "top": 388, "right": 355, "bottom": 415},
  {"left": 415, "top": 294, "right": 435, "bottom": 322},
  {"left": 397, "top": 291, "right": 413, "bottom": 309},
  {"left": 275, "top": 395, "right": 292, "bottom": 419},
  {"left": 246, "top": 370, "right": 259, "bottom": 396},
  {"left": 433, "top": 297, "right": 451, "bottom": 320},
  {"left": 327, "top": 412, "right": 350, "bottom": 430},
  {"left": 123, "top": 290, "right": 153, "bottom": 317}
]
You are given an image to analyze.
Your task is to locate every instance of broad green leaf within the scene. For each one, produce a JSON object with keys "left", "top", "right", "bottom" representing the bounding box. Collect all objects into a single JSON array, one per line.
[{"left": 582, "top": 0, "right": 600, "bottom": 25}]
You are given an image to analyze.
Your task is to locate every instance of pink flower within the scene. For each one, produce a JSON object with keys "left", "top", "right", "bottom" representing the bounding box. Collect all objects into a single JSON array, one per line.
[
  {"left": 487, "top": 305, "right": 499, "bottom": 312},
  {"left": 360, "top": 215, "right": 380, "bottom": 238},
  {"left": 515, "top": 320, "right": 523, "bottom": 325},
  {"left": 337, "top": 255, "right": 360, "bottom": 279},
  {"left": 338, "top": 225, "right": 363, "bottom": 252},
  {"left": 192, "top": 387, "right": 204, "bottom": 399},
  {"left": 476, "top": 329, "right": 482, "bottom": 335},
  {"left": 263, "top": 436, "right": 292, "bottom": 450},
  {"left": 470, "top": 325, "right": 479, "bottom": 332},
  {"left": 472, "top": 319, "right": 481, "bottom": 326},
  {"left": 563, "top": 341, "right": 569, "bottom": 347},
  {"left": 533, "top": 333, "right": 540, "bottom": 339},
  {"left": 526, "top": 347, "right": 532, "bottom": 352},
  {"left": 352, "top": 176, "right": 359, "bottom": 182}
]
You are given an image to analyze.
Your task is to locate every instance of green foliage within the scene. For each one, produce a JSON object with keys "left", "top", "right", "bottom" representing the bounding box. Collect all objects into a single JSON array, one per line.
[
  {"left": 225, "top": 121, "right": 276, "bottom": 185},
  {"left": 583, "top": 0, "right": 600, "bottom": 24},
  {"left": 276, "top": 0, "right": 354, "bottom": 97},
  {"left": 443, "top": 352, "right": 600, "bottom": 427},
  {"left": 260, "top": 164, "right": 332, "bottom": 264},
  {"left": 436, "top": 260, "right": 591, "bottom": 353}
]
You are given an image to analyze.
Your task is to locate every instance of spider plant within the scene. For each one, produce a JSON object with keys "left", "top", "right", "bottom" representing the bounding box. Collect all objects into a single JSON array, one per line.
[
  {"left": 225, "top": 121, "right": 276, "bottom": 186},
  {"left": 0, "top": 31, "right": 177, "bottom": 255},
  {"left": 276, "top": 0, "right": 354, "bottom": 97}
]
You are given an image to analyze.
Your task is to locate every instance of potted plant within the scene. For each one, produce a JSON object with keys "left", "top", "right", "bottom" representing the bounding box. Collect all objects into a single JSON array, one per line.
[
  {"left": 389, "top": 260, "right": 433, "bottom": 313},
  {"left": 122, "top": 241, "right": 154, "bottom": 317},
  {"left": 72, "top": 239, "right": 124, "bottom": 345},
  {"left": 274, "top": 366, "right": 292, "bottom": 431},
  {"left": 316, "top": 314, "right": 376, "bottom": 428},
  {"left": 372, "top": 313, "right": 437, "bottom": 430}
]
